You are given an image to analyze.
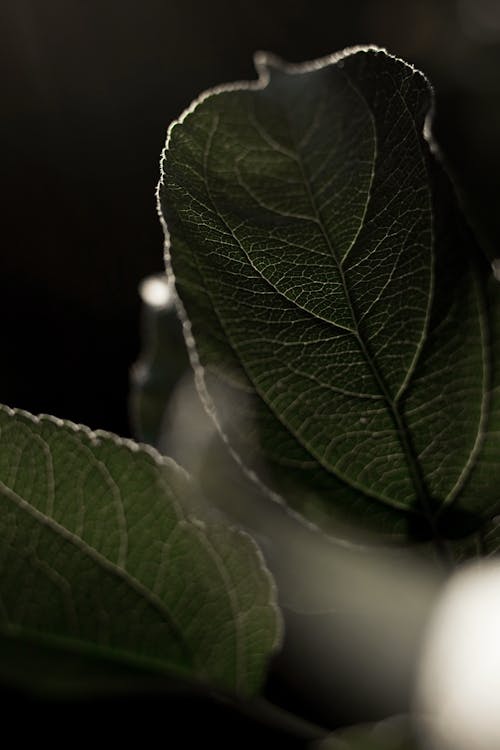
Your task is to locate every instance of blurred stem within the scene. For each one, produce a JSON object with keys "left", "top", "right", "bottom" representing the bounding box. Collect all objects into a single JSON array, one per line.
[
  {"left": 219, "top": 694, "right": 328, "bottom": 743},
  {"left": 435, "top": 537, "right": 456, "bottom": 574}
]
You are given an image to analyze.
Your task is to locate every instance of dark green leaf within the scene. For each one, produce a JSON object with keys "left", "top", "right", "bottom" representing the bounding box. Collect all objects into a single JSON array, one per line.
[
  {"left": 0, "top": 632, "right": 194, "bottom": 698},
  {"left": 158, "top": 47, "right": 497, "bottom": 544},
  {"left": 0, "top": 405, "right": 280, "bottom": 695}
]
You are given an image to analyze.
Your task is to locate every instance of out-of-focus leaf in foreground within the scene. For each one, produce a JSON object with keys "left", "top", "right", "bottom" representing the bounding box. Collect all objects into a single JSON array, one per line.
[
  {"left": 0, "top": 405, "right": 280, "bottom": 695},
  {"left": 159, "top": 46, "right": 500, "bottom": 545}
]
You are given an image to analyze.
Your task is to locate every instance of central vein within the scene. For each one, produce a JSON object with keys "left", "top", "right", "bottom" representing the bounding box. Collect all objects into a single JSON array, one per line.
[{"left": 280, "top": 98, "right": 436, "bottom": 525}]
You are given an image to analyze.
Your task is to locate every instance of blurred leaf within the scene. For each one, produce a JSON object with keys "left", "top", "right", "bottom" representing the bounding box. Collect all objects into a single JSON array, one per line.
[
  {"left": 0, "top": 405, "right": 280, "bottom": 696},
  {"left": 129, "top": 274, "right": 189, "bottom": 448},
  {"left": 158, "top": 46, "right": 498, "bottom": 546}
]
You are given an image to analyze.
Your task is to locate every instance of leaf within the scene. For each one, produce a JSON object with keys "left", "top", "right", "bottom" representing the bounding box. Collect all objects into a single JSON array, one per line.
[
  {"left": 129, "top": 274, "right": 190, "bottom": 449},
  {"left": 158, "top": 46, "right": 498, "bottom": 544},
  {"left": 0, "top": 405, "right": 280, "bottom": 695},
  {"left": 0, "top": 632, "right": 191, "bottom": 698}
]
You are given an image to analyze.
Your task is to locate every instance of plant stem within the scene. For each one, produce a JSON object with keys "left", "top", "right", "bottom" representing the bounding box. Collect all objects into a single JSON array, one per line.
[{"left": 220, "top": 694, "right": 329, "bottom": 743}]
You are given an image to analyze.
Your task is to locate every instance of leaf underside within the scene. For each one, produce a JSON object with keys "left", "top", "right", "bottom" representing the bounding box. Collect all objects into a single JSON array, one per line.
[
  {"left": 0, "top": 405, "right": 280, "bottom": 695},
  {"left": 159, "top": 47, "right": 500, "bottom": 543}
]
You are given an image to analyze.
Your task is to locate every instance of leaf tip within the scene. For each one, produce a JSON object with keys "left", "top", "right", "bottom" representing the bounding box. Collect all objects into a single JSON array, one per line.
[{"left": 253, "top": 49, "right": 287, "bottom": 84}]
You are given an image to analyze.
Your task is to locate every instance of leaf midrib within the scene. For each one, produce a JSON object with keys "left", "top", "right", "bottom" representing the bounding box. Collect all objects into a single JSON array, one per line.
[
  {"left": 282, "top": 69, "right": 439, "bottom": 522},
  {"left": 194, "top": 79, "right": 438, "bottom": 520},
  {"left": 180, "top": 112, "right": 404, "bottom": 513},
  {"left": 0, "top": 478, "right": 196, "bottom": 670}
]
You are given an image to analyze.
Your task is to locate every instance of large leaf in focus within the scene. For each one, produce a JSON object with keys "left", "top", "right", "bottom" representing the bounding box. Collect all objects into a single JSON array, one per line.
[
  {"left": 158, "top": 47, "right": 500, "bottom": 542},
  {"left": 0, "top": 405, "right": 280, "bottom": 695}
]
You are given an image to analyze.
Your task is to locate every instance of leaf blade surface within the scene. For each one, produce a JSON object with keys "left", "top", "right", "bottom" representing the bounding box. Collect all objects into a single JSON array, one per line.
[
  {"left": 0, "top": 405, "right": 279, "bottom": 694},
  {"left": 159, "top": 47, "right": 494, "bottom": 540}
]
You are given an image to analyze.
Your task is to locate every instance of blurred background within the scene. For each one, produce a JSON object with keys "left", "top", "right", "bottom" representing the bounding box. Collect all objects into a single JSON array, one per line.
[{"left": 2, "top": 0, "right": 500, "bottom": 436}]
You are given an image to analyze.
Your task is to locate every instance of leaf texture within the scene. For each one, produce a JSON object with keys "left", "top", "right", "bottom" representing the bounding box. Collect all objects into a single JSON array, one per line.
[
  {"left": 0, "top": 405, "right": 280, "bottom": 694},
  {"left": 159, "top": 47, "right": 498, "bottom": 541}
]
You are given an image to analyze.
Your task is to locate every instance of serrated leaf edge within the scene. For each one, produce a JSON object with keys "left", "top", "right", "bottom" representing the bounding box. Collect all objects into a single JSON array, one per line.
[
  {"left": 0, "top": 403, "right": 283, "bottom": 688},
  {"left": 156, "top": 45, "right": 441, "bottom": 543}
]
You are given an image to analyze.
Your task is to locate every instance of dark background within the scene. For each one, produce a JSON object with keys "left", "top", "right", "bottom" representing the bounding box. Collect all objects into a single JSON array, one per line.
[{"left": 2, "top": 0, "right": 500, "bottom": 437}]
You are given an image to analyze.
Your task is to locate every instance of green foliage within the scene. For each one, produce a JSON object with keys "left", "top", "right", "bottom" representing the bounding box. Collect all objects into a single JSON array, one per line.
[
  {"left": 3, "top": 45, "right": 500, "bottom": 746},
  {"left": 0, "top": 405, "right": 280, "bottom": 696},
  {"left": 158, "top": 47, "right": 500, "bottom": 548}
]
